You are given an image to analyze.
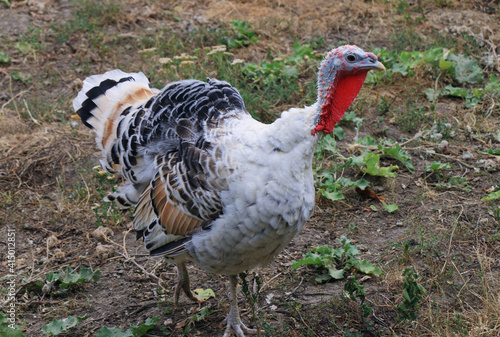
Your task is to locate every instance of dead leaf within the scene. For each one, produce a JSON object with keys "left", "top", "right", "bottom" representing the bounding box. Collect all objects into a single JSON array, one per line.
[{"left": 355, "top": 187, "right": 386, "bottom": 202}]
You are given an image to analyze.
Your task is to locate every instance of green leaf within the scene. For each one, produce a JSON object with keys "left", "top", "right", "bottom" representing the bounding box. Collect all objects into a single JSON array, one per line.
[
  {"left": 10, "top": 71, "right": 33, "bottom": 84},
  {"left": 0, "top": 52, "right": 11, "bottom": 63},
  {"left": 438, "top": 58, "right": 454, "bottom": 72},
  {"left": 42, "top": 315, "right": 88, "bottom": 336},
  {"left": 424, "top": 88, "right": 440, "bottom": 102},
  {"left": 351, "top": 259, "right": 382, "bottom": 276},
  {"left": 348, "top": 153, "right": 369, "bottom": 166},
  {"left": 94, "top": 327, "right": 133, "bottom": 337},
  {"left": 45, "top": 272, "right": 60, "bottom": 283},
  {"left": 447, "top": 53, "right": 483, "bottom": 84},
  {"left": 333, "top": 125, "right": 344, "bottom": 140},
  {"left": 327, "top": 267, "right": 345, "bottom": 280},
  {"left": 193, "top": 288, "right": 216, "bottom": 301},
  {"left": 382, "top": 202, "right": 399, "bottom": 213},
  {"left": 486, "top": 148, "right": 500, "bottom": 155},
  {"left": 222, "top": 20, "right": 258, "bottom": 49},
  {"left": 130, "top": 317, "right": 159, "bottom": 336},
  {"left": 193, "top": 307, "right": 212, "bottom": 322},
  {"left": 382, "top": 144, "right": 415, "bottom": 173},
  {"left": 320, "top": 189, "right": 344, "bottom": 202},
  {"left": 403, "top": 288, "right": 411, "bottom": 301},
  {"left": 443, "top": 85, "right": 468, "bottom": 98},
  {"left": 482, "top": 190, "right": 500, "bottom": 202},
  {"left": 59, "top": 267, "right": 100, "bottom": 287},
  {"left": 337, "top": 177, "right": 370, "bottom": 190},
  {"left": 343, "top": 111, "right": 364, "bottom": 127},
  {"left": 294, "top": 240, "right": 381, "bottom": 282},
  {"left": 362, "top": 152, "right": 398, "bottom": 178},
  {"left": 358, "top": 136, "right": 376, "bottom": 146},
  {"left": 0, "top": 313, "right": 25, "bottom": 337},
  {"left": 315, "top": 273, "right": 332, "bottom": 283},
  {"left": 15, "top": 42, "right": 34, "bottom": 54},
  {"left": 292, "top": 253, "right": 323, "bottom": 269},
  {"left": 391, "top": 62, "right": 408, "bottom": 76},
  {"left": 425, "top": 161, "right": 452, "bottom": 172},
  {"left": 319, "top": 134, "right": 338, "bottom": 154}
]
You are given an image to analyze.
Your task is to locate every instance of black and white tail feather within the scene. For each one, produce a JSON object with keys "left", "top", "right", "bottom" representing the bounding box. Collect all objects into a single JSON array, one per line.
[
  {"left": 73, "top": 70, "right": 159, "bottom": 208},
  {"left": 74, "top": 69, "right": 247, "bottom": 257}
]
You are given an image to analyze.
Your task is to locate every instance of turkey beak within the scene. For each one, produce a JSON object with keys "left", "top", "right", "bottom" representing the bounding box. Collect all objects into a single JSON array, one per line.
[
  {"left": 373, "top": 61, "right": 386, "bottom": 71},
  {"left": 361, "top": 57, "right": 386, "bottom": 72},
  {"left": 362, "top": 60, "right": 385, "bottom": 72}
]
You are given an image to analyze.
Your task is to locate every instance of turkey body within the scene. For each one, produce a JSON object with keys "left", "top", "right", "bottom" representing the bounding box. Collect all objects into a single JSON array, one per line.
[
  {"left": 187, "top": 104, "right": 318, "bottom": 275},
  {"left": 74, "top": 45, "right": 384, "bottom": 336}
]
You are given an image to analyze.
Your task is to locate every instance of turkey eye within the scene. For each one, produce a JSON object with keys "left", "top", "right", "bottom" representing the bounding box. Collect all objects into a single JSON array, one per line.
[{"left": 346, "top": 54, "right": 356, "bottom": 62}]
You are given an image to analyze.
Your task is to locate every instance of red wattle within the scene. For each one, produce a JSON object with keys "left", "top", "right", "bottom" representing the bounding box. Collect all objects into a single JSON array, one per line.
[{"left": 312, "top": 72, "right": 368, "bottom": 135}]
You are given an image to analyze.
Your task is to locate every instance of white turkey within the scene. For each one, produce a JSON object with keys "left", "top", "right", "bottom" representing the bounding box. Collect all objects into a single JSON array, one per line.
[{"left": 74, "top": 45, "right": 384, "bottom": 336}]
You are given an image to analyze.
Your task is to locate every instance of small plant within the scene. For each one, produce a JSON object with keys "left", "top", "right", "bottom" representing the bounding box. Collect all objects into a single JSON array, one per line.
[
  {"left": 46, "top": 267, "right": 100, "bottom": 288},
  {"left": 349, "top": 151, "right": 398, "bottom": 178},
  {"left": 0, "top": 52, "right": 11, "bottom": 63},
  {"left": 292, "top": 236, "right": 382, "bottom": 283},
  {"left": 22, "top": 267, "right": 100, "bottom": 297},
  {"left": 94, "top": 317, "right": 159, "bottom": 337},
  {"left": 0, "top": 313, "right": 25, "bottom": 337},
  {"left": 424, "top": 161, "right": 453, "bottom": 181},
  {"left": 42, "top": 315, "right": 88, "bottom": 336},
  {"left": 242, "top": 41, "right": 317, "bottom": 86},
  {"left": 382, "top": 202, "right": 399, "bottom": 213},
  {"left": 482, "top": 188, "right": 500, "bottom": 202},
  {"left": 10, "top": 71, "right": 33, "bottom": 84},
  {"left": 221, "top": 20, "right": 259, "bottom": 49},
  {"left": 179, "top": 307, "right": 214, "bottom": 335},
  {"left": 381, "top": 143, "right": 415, "bottom": 173},
  {"left": 316, "top": 172, "right": 370, "bottom": 202},
  {"left": 396, "top": 267, "right": 427, "bottom": 321},
  {"left": 343, "top": 276, "right": 372, "bottom": 319}
]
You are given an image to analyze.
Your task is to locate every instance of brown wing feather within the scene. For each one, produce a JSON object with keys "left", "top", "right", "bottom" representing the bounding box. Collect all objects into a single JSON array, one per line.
[
  {"left": 146, "top": 176, "right": 204, "bottom": 236},
  {"left": 134, "top": 138, "right": 231, "bottom": 249}
]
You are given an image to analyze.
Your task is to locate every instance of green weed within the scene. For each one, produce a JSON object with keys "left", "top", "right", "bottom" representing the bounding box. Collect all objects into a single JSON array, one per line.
[
  {"left": 483, "top": 189, "right": 500, "bottom": 202},
  {"left": 94, "top": 317, "right": 160, "bottom": 337},
  {"left": 396, "top": 267, "right": 427, "bottom": 322},
  {"left": 21, "top": 267, "right": 100, "bottom": 297},
  {"left": 292, "top": 236, "right": 382, "bottom": 283},
  {"left": 42, "top": 315, "right": 88, "bottom": 336},
  {"left": 10, "top": 71, "right": 32, "bottom": 85},
  {"left": 221, "top": 20, "right": 259, "bottom": 49},
  {"left": 0, "top": 51, "right": 12, "bottom": 63},
  {"left": 0, "top": 313, "right": 25, "bottom": 337},
  {"left": 424, "top": 161, "right": 453, "bottom": 181},
  {"left": 349, "top": 151, "right": 398, "bottom": 178},
  {"left": 180, "top": 307, "right": 214, "bottom": 335},
  {"left": 343, "top": 276, "right": 372, "bottom": 319}
]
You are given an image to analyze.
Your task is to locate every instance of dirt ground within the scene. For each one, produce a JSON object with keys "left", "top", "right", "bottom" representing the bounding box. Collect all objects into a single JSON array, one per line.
[{"left": 1, "top": 0, "right": 499, "bottom": 336}]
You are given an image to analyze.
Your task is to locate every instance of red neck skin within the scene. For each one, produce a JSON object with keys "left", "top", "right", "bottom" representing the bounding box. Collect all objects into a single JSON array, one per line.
[{"left": 312, "top": 71, "right": 368, "bottom": 135}]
